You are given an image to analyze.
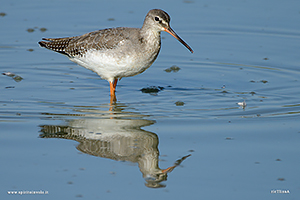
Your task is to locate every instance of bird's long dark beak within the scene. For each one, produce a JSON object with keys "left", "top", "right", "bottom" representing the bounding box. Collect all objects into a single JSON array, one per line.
[
  {"left": 161, "top": 154, "right": 192, "bottom": 174},
  {"left": 164, "top": 27, "right": 194, "bottom": 53}
]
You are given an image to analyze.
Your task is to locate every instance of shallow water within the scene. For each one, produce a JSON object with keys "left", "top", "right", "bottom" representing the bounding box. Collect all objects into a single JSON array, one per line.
[{"left": 1, "top": 0, "right": 300, "bottom": 199}]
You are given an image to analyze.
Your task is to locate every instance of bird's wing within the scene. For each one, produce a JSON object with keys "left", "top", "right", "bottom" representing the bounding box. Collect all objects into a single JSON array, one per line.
[{"left": 39, "top": 27, "right": 136, "bottom": 57}]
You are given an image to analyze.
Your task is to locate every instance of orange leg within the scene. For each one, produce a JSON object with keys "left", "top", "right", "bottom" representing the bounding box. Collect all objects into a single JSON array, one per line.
[
  {"left": 113, "top": 79, "right": 118, "bottom": 89},
  {"left": 109, "top": 79, "right": 118, "bottom": 95},
  {"left": 109, "top": 79, "right": 118, "bottom": 104}
]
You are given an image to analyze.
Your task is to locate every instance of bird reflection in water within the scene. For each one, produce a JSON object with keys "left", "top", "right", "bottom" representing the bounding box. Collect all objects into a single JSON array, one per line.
[{"left": 39, "top": 103, "right": 191, "bottom": 188}]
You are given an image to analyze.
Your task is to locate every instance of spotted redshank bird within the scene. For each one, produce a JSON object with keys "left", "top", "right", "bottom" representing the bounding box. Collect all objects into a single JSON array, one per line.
[{"left": 38, "top": 9, "right": 193, "bottom": 102}]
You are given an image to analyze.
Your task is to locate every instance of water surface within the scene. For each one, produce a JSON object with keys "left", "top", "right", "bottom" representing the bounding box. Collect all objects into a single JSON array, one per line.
[{"left": 1, "top": 0, "right": 299, "bottom": 199}]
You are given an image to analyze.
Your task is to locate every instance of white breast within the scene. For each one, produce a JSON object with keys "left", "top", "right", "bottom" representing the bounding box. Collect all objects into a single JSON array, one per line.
[{"left": 70, "top": 47, "right": 158, "bottom": 82}]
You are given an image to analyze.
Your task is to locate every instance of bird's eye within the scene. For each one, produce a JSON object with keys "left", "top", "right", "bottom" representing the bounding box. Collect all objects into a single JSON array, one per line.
[{"left": 154, "top": 17, "right": 159, "bottom": 21}]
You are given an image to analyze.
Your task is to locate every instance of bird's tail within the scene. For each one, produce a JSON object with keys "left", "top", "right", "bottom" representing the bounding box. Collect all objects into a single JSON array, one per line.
[{"left": 38, "top": 37, "right": 74, "bottom": 57}]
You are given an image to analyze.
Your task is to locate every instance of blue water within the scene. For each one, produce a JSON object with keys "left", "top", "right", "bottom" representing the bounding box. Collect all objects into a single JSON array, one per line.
[{"left": 1, "top": 0, "right": 299, "bottom": 199}]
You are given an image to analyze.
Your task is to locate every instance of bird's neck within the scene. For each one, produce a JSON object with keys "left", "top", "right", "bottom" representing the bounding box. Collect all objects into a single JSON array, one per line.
[{"left": 140, "top": 25, "right": 161, "bottom": 45}]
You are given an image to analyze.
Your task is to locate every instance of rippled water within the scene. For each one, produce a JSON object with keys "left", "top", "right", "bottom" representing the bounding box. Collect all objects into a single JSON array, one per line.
[{"left": 1, "top": 0, "right": 300, "bottom": 199}]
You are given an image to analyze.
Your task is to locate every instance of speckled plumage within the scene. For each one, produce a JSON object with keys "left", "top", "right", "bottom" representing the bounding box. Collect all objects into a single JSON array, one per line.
[
  {"left": 38, "top": 9, "right": 193, "bottom": 99},
  {"left": 40, "top": 27, "right": 143, "bottom": 58}
]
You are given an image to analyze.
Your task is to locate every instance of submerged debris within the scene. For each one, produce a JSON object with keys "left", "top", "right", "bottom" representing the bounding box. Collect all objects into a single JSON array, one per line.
[
  {"left": 0, "top": 12, "right": 6, "bottom": 17},
  {"left": 27, "top": 27, "right": 47, "bottom": 33},
  {"left": 164, "top": 65, "right": 181, "bottom": 73},
  {"left": 40, "top": 27, "right": 47, "bottom": 32},
  {"left": 27, "top": 28, "right": 35, "bottom": 33},
  {"left": 175, "top": 101, "right": 185, "bottom": 106},
  {"left": 13, "top": 75, "right": 23, "bottom": 82},
  {"left": 250, "top": 80, "right": 268, "bottom": 84},
  {"left": 141, "top": 86, "right": 164, "bottom": 95},
  {"left": 2, "top": 71, "right": 23, "bottom": 82}
]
